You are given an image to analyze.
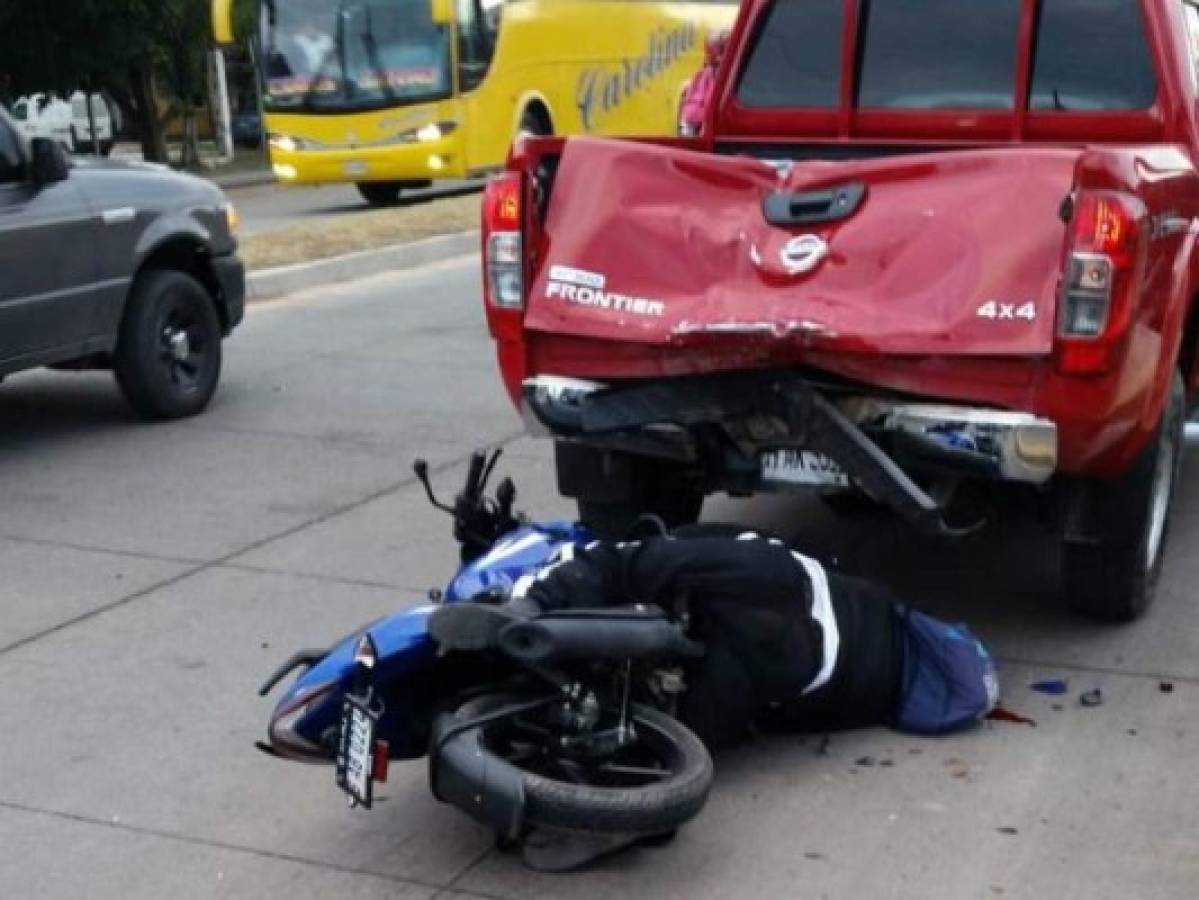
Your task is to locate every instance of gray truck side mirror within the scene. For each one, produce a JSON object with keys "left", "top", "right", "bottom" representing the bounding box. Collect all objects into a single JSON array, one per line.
[{"left": 30, "top": 138, "right": 69, "bottom": 187}]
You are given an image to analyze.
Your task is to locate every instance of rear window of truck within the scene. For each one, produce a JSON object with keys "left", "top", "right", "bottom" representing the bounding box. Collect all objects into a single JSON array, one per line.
[
  {"left": 1029, "top": 0, "right": 1157, "bottom": 110},
  {"left": 737, "top": 0, "right": 844, "bottom": 108},
  {"left": 857, "top": 0, "right": 1022, "bottom": 110},
  {"left": 735, "top": 0, "right": 1157, "bottom": 113}
]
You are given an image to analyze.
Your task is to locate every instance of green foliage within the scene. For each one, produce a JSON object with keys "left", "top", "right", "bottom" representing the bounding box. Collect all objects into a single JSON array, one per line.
[
  {"left": 0, "top": 0, "right": 234, "bottom": 161},
  {"left": 234, "top": 0, "right": 260, "bottom": 39},
  {"left": 1, "top": 1, "right": 165, "bottom": 95}
]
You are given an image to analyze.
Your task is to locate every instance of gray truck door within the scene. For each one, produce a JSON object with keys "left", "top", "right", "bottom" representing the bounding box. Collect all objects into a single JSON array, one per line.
[{"left": 0, "top": 120, "right": 99, "bottom": 366}]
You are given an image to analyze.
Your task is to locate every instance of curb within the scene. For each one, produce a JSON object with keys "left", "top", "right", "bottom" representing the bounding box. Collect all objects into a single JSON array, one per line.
[
  {"left": 213, "top": 170, "right": 276, "bottom": 190},
  {"left": 247, "top": 230, "right": 479, "bottom": 301}
]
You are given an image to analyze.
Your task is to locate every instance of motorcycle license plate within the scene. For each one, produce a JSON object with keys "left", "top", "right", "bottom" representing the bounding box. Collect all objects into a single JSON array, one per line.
[
  {"left": 336, "top": 693, "right": 377, "bottom": 808},
  {"left": 760, "top": 449, "right": 849, "bottom": 488}
]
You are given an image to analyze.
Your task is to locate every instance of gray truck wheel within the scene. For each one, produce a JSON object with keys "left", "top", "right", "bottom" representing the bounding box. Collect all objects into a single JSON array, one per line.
[
  {"left": 114, "top": 270, "right": 222, "bottom": 420},
  {"left": 1061, "top": 369, "right": 1185, "bottom": 621}
]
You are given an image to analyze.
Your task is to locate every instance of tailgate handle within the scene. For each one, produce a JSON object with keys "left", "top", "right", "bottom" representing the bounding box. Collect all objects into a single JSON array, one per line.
[{"left": 763, "top": 182, "right": 866, "bottom": 227}]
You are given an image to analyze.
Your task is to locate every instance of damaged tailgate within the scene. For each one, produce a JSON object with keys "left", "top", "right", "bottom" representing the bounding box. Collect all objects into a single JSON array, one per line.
[{"left": 525, "top": 138, "right": 1080, "bottom": 356}]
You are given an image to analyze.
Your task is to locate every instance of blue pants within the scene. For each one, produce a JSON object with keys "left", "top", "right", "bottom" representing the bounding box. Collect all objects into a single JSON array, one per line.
[{"left": 893, "top": 609, "right": 998, "bottom": 735}]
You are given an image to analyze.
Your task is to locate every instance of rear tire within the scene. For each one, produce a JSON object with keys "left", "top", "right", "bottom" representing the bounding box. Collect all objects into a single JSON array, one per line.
[
  {"left": 579, "top": 492, "right": 703, "bottom": 540},
  {"left": 356, "top": 182, "right": 403, "bottom": 206},
  {"left": 563, "top": 447, "right": 703, "bottom": 539},
  {"left": 114, "top": 271, "right": 223, "bottom": 420},
  {"left": 1061, "top": 369, "right": 1185, "bottom": 621},
  {"left": 355, "top": 180, "right": 431, "bottom": 207},
  {"left": 517, "top": 106, "right": 552, "bottom": 141}
]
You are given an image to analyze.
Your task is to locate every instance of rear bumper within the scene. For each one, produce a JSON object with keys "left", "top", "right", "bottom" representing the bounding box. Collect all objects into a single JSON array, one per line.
[
  {"left": 522, "top": 372, "right": 1058, "bottom": 532},
  {"left": 844, "top": 399, "right": 1057, "bottom": 484}
]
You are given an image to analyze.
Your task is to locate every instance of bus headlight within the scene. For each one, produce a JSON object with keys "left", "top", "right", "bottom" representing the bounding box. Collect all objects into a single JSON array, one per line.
[
  {"left": 416, "top": 123, "right": 443, "bottom": 142},
  {"left": 394, "top": 121, "right": 457, "bottom": 144},
  {"left": 269, "top": 133, "right": 324, "bottom": 153}
]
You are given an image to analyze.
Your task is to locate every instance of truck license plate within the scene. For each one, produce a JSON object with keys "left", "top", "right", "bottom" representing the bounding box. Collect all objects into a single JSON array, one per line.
[
  {"left": 760, "top": 449, "right": 849, "bottom": 488},
  {"left": 336, "top": 694, "right": 377, "bottom": 808}
]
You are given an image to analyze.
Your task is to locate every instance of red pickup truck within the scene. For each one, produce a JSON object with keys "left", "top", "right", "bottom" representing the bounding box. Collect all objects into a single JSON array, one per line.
[{"left": 480, "top": 0, "right": 1199, "bottom": 621}]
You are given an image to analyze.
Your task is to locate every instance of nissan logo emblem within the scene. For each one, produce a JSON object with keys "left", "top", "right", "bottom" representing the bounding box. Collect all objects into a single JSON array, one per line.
[{"left": 779, "top": 234, "right": 829, "bottom": 275}]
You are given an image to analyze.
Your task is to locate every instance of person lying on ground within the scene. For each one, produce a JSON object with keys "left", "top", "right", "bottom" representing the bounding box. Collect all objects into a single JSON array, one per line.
[{"left": 430, "top": 525, "right": 999, "bottom": 749}]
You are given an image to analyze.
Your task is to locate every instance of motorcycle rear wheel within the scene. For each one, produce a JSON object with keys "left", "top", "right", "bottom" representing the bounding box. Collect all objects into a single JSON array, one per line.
[{"left": 431, "top": 693, "right": 713, "bottom": 836}]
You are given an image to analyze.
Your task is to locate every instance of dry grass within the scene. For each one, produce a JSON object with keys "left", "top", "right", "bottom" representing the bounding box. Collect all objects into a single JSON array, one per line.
[{"left": 239, "top": 192, "right": 481, "bottom": 270}]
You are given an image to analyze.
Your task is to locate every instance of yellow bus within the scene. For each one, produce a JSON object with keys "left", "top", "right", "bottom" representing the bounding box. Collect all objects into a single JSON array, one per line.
[{"left": 213, "top": 0, "right": 735, "bottom": 204}]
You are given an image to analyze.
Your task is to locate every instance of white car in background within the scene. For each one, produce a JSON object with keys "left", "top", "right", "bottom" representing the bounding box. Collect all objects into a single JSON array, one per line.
[
  {"left": 68, "top": 92, "right": 114, "bottom": 155},
  {"left": 12, "top": 94, "right": 72, "bottom": 149},
  {"left": 11, "top": 92, "right": 114, "bottom": 155}
]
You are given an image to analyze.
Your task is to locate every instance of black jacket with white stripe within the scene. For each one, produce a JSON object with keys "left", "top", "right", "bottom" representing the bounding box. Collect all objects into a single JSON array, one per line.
[{"left": 516, "top": 531, "right": 904, "bottom": 748}]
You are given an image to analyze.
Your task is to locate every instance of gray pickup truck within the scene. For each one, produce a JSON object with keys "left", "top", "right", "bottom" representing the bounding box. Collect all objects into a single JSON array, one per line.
[{"left": 0, "top": 106, "right": 244, "bottom": 418}]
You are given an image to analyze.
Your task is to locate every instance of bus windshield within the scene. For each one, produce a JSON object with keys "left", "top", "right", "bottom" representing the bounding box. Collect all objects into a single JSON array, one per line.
[{"left": 263, "top": 0, "right": 452, "bottom": 112}]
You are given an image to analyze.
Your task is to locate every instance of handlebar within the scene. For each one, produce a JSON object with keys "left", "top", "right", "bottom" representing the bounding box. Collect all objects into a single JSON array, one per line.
[
  {"left": 463, "top": 451, "right": 487, "bottom": 501},
  {"left": 414, "top": 448, "right": 520, "bottom": 564}
]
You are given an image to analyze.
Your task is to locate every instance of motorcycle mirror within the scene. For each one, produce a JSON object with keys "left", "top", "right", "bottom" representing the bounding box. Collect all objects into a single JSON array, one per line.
[{"left": 413, "top": 458, "right": 454, "bottom": 513}]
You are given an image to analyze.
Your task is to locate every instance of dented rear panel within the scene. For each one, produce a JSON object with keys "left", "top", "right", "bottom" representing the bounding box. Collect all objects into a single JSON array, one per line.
[{"left": 525, "top": 138, "right": 1080, "bottom": 358}]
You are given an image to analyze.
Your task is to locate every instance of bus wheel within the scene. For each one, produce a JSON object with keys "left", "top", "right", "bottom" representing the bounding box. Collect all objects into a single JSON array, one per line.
[{"left": 356, "top": 182, "right": 405, "bottom": 207}]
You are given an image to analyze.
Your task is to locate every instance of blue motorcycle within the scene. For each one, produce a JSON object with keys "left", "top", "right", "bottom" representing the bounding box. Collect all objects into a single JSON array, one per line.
[{"left": 258, "top": 449, "right": 713, "bottom": 866}]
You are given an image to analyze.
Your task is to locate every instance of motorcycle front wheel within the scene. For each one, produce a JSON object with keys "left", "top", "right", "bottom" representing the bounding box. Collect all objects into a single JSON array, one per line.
[{"left": 430, "top": 693, "right": 713, "bottom": 836}]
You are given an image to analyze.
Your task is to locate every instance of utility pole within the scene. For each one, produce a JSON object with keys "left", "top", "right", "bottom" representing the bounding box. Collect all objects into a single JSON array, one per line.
[
  {"left": 86, "top": 89, "right": 99, "bottom": 156},
  {"left": 208, "top": 48, "right": 234, "bottom": 162}
]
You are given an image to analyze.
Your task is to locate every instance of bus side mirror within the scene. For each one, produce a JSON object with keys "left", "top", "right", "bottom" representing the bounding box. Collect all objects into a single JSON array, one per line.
[{"left": 430, "top": 0, "right": 453, "bottom": 25}]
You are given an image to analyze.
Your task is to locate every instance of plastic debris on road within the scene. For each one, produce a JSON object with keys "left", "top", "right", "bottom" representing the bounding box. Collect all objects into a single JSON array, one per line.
[{"left": 1029, "top": 678, "right": 1069, "bottom": 695}]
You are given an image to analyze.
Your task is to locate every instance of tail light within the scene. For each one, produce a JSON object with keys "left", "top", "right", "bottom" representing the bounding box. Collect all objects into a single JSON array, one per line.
[
  {"left": 482, "top": 172, "right": 524, "bottom": 311},
  {"left": 1055, "top": 191, "right": 1147, "bottom": 375}
]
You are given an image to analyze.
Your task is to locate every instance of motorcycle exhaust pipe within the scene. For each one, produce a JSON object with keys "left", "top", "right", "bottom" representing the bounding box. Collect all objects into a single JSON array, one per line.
[{"left": 498, "top": 611, "right": 702, "bottom": 665}]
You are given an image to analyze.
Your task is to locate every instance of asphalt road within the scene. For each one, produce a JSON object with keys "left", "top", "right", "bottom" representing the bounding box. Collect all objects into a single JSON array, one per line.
[
  {"left": 1, "top": 257, "right": 1197, "bottom": 899},
  {"left": 229, "top": 179, "right": 482, "bottom": 235}
]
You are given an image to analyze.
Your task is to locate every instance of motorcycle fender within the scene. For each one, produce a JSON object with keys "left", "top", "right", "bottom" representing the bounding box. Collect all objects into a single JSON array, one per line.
[{"left": 429, "top": 721, "right": 526, "bottom": 839}]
